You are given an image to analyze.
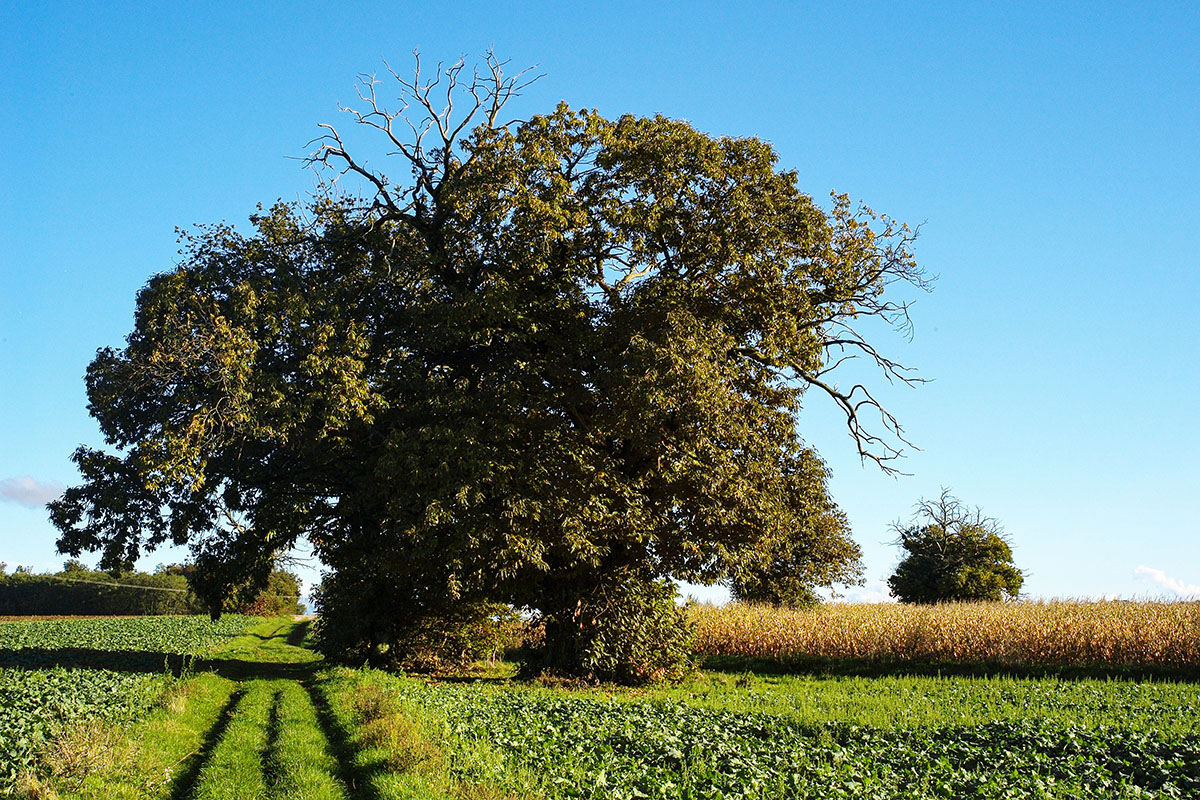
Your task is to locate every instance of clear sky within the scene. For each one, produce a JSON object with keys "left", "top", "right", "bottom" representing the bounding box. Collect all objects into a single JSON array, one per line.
[{"left": 2, "top": 1, "right": 1197, "bottom": 604}]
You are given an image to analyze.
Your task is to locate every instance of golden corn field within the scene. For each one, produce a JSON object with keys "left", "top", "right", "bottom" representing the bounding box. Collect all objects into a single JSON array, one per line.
[{"left": 690, "top": 600, "right": 1200, "bottom": 670}]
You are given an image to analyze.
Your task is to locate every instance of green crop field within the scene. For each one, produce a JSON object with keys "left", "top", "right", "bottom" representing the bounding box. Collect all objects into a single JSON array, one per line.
[
  {"left": 357, "top": 669, "right": 1200, "bottom": 800},
  {"left": 0, "top": 615, "right": 251, "bottom": 655},
  {"left": 0, "top": 668, "right": 166, "bottom": 792},
  {"left": 2, "top": 611, "right": 1199, "bottom": 799},
  {"left": 0, "top": 615, "right": 255, "bottom": 795}
]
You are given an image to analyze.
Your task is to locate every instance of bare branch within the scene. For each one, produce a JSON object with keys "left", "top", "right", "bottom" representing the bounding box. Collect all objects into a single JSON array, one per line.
[{"left": 308, "top": 50, "right": 541, "bottom": 238}]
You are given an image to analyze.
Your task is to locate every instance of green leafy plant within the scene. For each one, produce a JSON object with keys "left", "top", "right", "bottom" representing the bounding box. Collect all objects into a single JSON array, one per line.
[
  {"left": 888, "top": 490, "right": 1024, "bottom": 604},
  {"left": 532, "top": 570, "right": 695, "bottom": 684}
]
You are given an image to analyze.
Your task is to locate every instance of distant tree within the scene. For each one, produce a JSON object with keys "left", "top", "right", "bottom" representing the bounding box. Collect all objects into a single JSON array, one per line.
[
  {"left": 157, "top": 562, "right": 303, "bottom": 616},
  {"left": 887, "top": 490, "right": 1023, "bottom": 603},
  {"left": 237, "top": 568, "right": 304, "bottom": 616},
  {"left": 49, "top": 53, "right": 928, "bottom": 681}
]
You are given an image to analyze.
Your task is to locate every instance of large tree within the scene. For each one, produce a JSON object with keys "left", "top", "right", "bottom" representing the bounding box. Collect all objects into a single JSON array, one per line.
[{"left": 50, "top": 55, "right": 927, "bottom": 679}]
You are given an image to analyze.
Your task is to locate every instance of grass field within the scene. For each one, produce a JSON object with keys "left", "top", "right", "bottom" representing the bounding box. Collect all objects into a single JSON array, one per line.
[
  {"left": 2, "top": 604, "right": 1198, "bottom": 799},
  {"left": 0, "top": 616, "right": 253, "bottom": 794}
]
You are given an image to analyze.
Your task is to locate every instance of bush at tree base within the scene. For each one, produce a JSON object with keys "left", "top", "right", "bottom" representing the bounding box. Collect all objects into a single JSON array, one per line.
[
  {"left": 312, "top": 566, "right": 521, "bottom": 670},
  {"left": 530, "top": 569, "right": 695, "bottom": 684}
]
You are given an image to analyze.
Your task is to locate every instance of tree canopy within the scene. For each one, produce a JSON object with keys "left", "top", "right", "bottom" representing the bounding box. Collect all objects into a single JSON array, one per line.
[
  {"left": 50, "top": 54, "right": 927, "bottom": 680},
  {"left": 887, "top": 490, "right": 1023, "bottom": 604}
]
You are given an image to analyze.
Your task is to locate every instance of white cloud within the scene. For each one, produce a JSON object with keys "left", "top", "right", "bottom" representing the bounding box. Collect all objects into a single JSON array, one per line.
[
  {"left": 0, "top": 476, "right": 65, "bottom": 509},
  {"left": 1134, "top": 565, "right": 1200, "bottom": 598}
]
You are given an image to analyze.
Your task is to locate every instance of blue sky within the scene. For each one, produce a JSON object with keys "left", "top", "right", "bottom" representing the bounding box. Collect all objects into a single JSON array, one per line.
[{"left": 2, "top": 1, "right": 1197, "bottom": 603}]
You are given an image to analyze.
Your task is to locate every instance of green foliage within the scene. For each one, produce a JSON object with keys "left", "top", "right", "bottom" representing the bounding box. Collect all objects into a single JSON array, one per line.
[
  {"left": 0, "top": 668, "right": 165, "bottom": 792},
  {"left": 378, "top": 673, "right": 1200, "bottom": 800},
  {"left": 888, "top": 490, "right": 1024, "bottom": 603},
  {"left": 729, "top": 503, "right": 862, "bottom": 607},
  {"left": 233, "top": 568, "right": 304, "bottom": 617},
  {"left": 0, "top": 566, "right": 197, "bottom": 615},
  {"left": 533, "top": 571, "right": 695, "bottom": 684},
  {"left": 314, "top": 567, "right": 518, "bottom": 670},
  {"left": 0, "top": 564, "right": 301, "bottom": 617},
  {"left": 50, "top": 56, "right": 925, "bottom": 682}
]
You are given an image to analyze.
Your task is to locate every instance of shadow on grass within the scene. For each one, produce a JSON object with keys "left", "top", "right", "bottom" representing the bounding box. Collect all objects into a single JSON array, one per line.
[
  {"left": 698, "top": 654, "right": 1200, "bottom": 683},
  {"left": 262, "top": 689, "right": 286, "bottom": 794},
  {"left": 167, "top": 686, "right": 245, "bottom": 800},
  {"left": 0, "top": 648, "right": 319, "bottom": 680},
  {"left": 287, "top": 620, "right": 311, "bottom": 647},
  {"left": 303, "top": 678, "right": 383, "bottom": 800}
]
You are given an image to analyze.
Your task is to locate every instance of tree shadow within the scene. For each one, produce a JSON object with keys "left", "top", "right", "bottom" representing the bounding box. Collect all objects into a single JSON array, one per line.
[
  {"left": 286, "top": 620, "right": 311, "bottom": 647},
  {"left": 262, "top": 689, "right": 286, "bottom": 795},
  {"left": 698, "top": 654, "right": 1200, "bottom": 683},
  {"left": 167, "top": 686, "right": 245, "bottom": 800},
  {"left": 302, "top": 678, "right": 384, "bottom": 800},
  {"left": 0, "top": 647, "right": 318, "bottom": 681}
]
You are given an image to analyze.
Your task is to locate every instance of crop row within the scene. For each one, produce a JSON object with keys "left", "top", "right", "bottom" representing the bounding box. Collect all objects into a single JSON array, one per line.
[
  {"left": 0, "top": 615, "right": 251, "bottom": 656},
  {"left": 0, "top": 667, "right": 166, "bottom": 793},
  {"left": 392, "top": 677, "right": 1200, "bottom": 799},
  {"left": 690, "top": 600, "right": 1200, "bottom": 671}
]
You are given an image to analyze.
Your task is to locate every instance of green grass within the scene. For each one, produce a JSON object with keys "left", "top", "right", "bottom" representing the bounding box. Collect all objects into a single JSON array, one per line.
[
  {"left": 188, "top": 679, "right": 344, "bottom": 800},
  {"left": 211, "top": 618, "right": 321, "bottom": 666},
  {"left": 60, "top": 672, "right": 238, "bottom": 800},
  {"left": 265, "top": 681, "right": 346, "bottom": 800},
  {"left": 371, "top": 669, "right": 1200, "bottom": 799}
]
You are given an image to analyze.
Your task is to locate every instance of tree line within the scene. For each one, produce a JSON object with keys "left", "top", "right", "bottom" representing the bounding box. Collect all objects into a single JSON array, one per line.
[{"left": 0, "top": 561, "right": 303, "bottom": 617}]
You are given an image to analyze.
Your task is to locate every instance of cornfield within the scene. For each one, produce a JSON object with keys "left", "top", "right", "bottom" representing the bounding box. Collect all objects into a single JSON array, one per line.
[{"left": 690, "top": 601, "right": 1200, "bottom": 670}]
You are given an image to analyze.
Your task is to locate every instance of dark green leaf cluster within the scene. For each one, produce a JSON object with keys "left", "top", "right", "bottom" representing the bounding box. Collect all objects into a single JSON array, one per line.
[
  {"left": 51, "top": 58, "right": 927, "bottom": 680},
  {"left": 0, "top": 564, "right": 302, "bottom": 617},
  {"left": 888, "top": 491, "right": 1024, "bottom": 603},
  {"left": 729, "top": 504, "right": 861, "bottom": 607},
  {"left": 313, "top": 567, "right": 519, "bottom": 670},
  {"left": 537, "top": 569, "right": 696, "bottom": 684},
  {"left": 0, "top": 667, "right": 164, "bottom": 792},
  {"left": 393, "top": 678, "right": 1200, "bottom": 799},
  {"left": 0, "top": 566, "right": 196, "bottom": 615}
]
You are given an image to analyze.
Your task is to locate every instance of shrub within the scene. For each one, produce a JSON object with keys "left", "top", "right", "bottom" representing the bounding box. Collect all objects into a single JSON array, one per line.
[
  {"left": 312, "top": 568, "right": 517, "bottom": 670},
  {"left": 530, "top": 571, "right": 695, "bottom": 684},
  {"left": 888, "top": 490, "right": 1023, "bottom": 604}
]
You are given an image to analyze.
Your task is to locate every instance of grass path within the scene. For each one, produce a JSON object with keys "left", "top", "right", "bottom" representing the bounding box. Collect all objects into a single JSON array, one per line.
[
  {"left": 39, "top": 618, "right": 510, "bottom": 800},
  {"left": 53, "top": 619, "right": 355, "bottom": 800}
]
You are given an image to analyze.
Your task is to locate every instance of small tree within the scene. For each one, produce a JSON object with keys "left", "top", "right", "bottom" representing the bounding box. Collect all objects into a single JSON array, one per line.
[{"left": 887, "top": 490, "right": 1022, "bottom": 603}]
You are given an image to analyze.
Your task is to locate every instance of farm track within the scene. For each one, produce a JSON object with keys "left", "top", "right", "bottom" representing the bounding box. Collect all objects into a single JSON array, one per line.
[
  {"left": 165, "top": 620, "right": 359, "bottom": 800},
  {"left": 22, "top": 618, "right": 378, "bottom": 800}
]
